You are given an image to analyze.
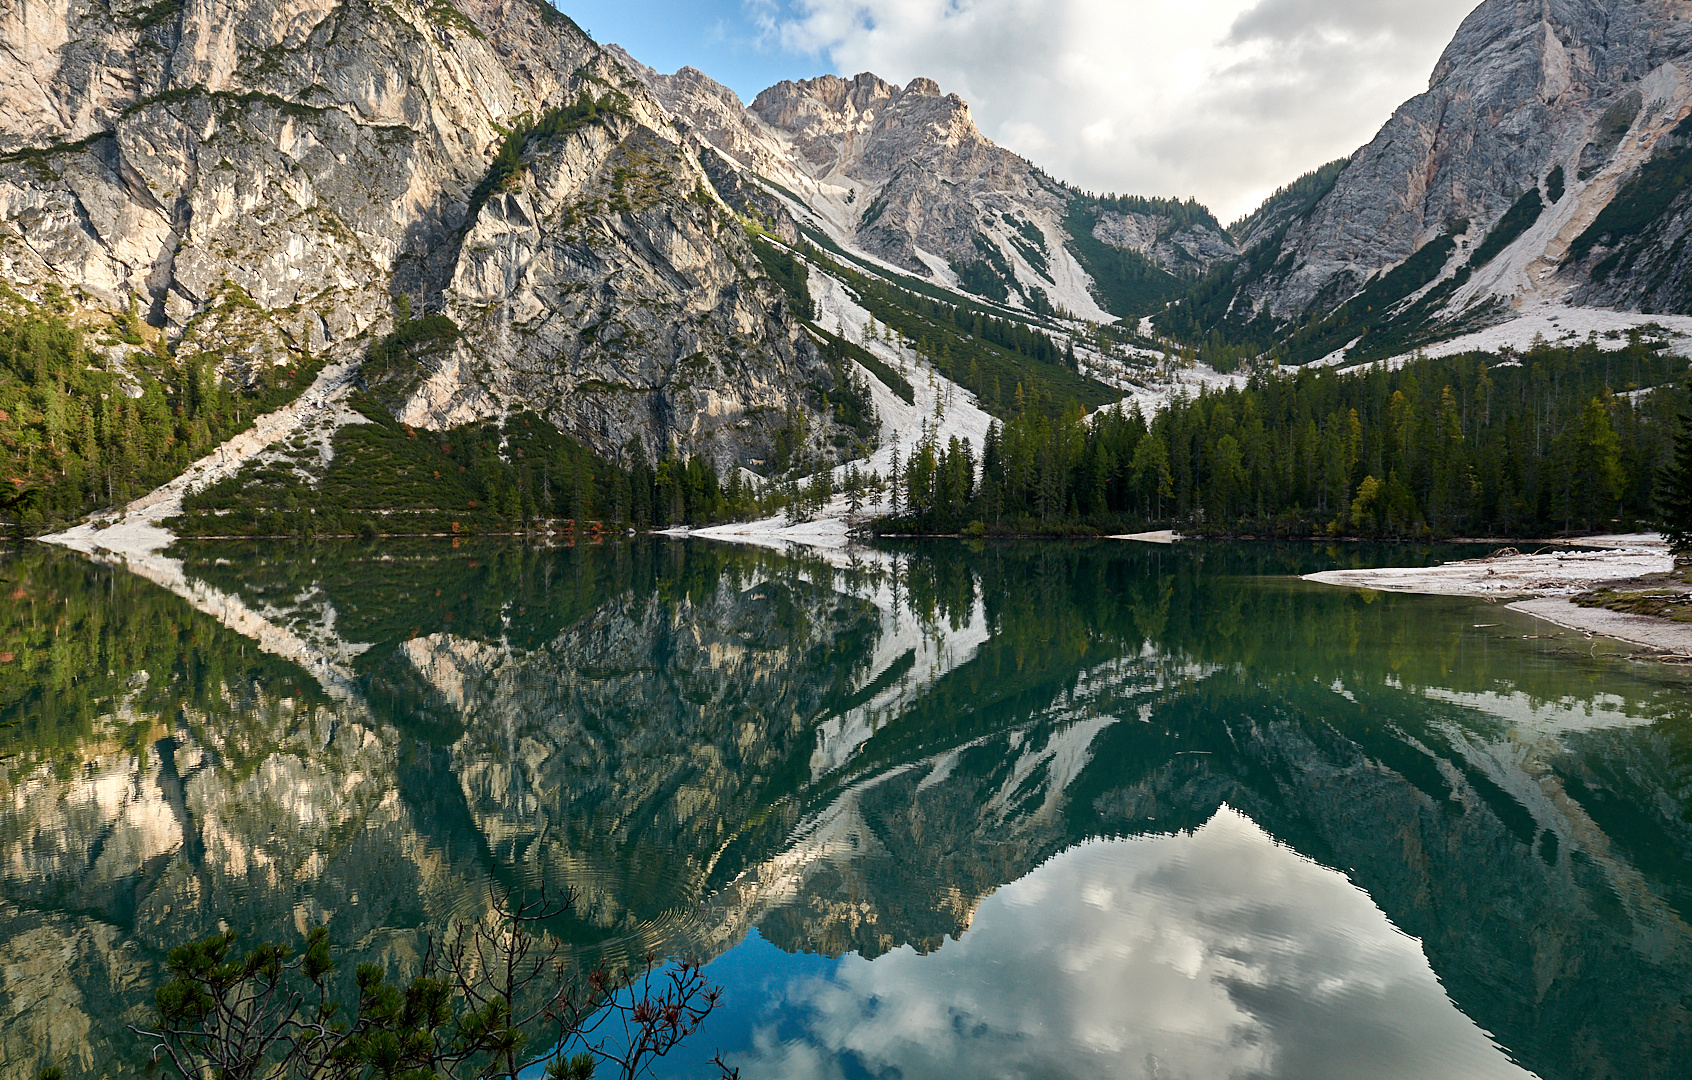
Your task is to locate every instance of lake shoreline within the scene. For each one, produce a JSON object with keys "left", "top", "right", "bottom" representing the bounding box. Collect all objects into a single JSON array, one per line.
[
  {"left": 1301, "top": 533, "right": 1692, "bottom": 656},
  {"left": 42, "top": 489, "right": 1692, "bottom": 664}
]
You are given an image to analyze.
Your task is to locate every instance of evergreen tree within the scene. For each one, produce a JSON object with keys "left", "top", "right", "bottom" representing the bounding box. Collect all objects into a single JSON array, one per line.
[
  {"left": 1658, "top": 393, "right": 1692, "bottom": 558},
  {"left": 875, "top": 338, "right": 1688, "bottom": 539}
]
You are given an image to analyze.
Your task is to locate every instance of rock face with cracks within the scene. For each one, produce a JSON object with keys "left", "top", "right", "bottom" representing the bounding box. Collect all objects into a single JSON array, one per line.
[
  {"left": 0, "top": 0, "right": 843, "bottom": 468},
  {"left": 614, "top": 55, "right": 1214, "bottom": 316},
  {"left": 1090, "top": 210, "right": 1236, "bottom": 279},
  {"left": 1224, "top": 0, "right": 1692, "bottom": 325}
]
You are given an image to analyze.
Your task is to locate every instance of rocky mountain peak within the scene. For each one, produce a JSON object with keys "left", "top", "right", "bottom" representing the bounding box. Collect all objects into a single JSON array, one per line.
[
  {"left": 623, "top": 56, "right": 1215, "bottom": 319},
  {"left": 752, "top": 72, "right": 900, "bottom": 125},
  {"left": 748, "top": 71, "right": 981, "bottom": 165},
  {"left": 1207, "top": 0, "right": 1692, "bottom": 339}
]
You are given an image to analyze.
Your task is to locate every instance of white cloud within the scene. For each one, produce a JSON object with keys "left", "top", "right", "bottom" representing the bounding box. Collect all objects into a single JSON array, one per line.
[
  {"left": 727, "top": 807, "right": 1534, "bottom": 1079},
  {"left": 769, "top": 0, "right": 1482, "bottom": 221}
]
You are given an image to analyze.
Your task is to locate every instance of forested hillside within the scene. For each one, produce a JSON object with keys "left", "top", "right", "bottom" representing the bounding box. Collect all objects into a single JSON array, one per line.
[
  {"left": 802, "top": 247, "right": 1117, "bottom": 418},
  {"left": 0, "top": 289, "right": 322, "bottom": 531},
  {"left": 882, "top": 336, "right": 1690, "bottom": 538}
]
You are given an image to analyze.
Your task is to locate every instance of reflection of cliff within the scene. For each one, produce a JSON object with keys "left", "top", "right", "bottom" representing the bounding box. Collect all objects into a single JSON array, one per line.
[
  {"left": 0, "top": 552, "right": 493, "bottom": 1077},
  {"left": 1222, "top": 681, "right": 1692, "bottom": 1080},
  {"left": 6, "top": 540, "right": 1692, "bottom": 1080},
  {"left": 391, "top": 547, "right": 997, "bottom": 952},
  {"left": 0, "top": 539, "right": 993, "bottom": 1075},
  {"left": 440, "top": 573, "right": 883, "bottom": 940},
  {"left": 685, "top": 560, "right": 1692, "bottom": 1080}
]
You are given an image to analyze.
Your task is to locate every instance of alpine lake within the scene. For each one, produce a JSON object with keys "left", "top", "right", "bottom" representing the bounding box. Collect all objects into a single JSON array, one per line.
[{"left": 3, "top": 535, "right": 1691, "bottom": 1080}]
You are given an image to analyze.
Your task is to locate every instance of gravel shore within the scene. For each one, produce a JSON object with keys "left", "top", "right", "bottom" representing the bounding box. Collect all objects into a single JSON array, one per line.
[{"left": 1304, "top": 534, "right": 1692, "bottom": 656}]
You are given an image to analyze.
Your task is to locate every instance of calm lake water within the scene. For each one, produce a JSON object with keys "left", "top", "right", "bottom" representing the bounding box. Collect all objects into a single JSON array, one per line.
[{"left": 3, "top": 537, "right": 1690, "bottom": 1079}]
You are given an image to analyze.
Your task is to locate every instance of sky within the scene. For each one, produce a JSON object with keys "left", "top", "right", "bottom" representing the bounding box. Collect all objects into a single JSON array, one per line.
[{"left": 558, "top": 0, "right": 1484, "bottom": 223}]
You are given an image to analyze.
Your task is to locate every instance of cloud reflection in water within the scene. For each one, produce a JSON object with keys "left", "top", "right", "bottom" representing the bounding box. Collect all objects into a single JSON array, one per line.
[{"left": 712, "top": 807, "right": 1532, "bottom": 1080}]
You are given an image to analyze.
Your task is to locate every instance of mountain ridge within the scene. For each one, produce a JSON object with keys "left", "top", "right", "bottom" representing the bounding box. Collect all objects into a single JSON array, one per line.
[
  {"left": 8, "top": 0, "right": 1692, "bottom": 539},
  {"left": 1161, "top": 0, "right": 1692, "bottom": 362},
  {"left": 0, "top": 0, "right": 853, "bottom": 483},
  {"left": 608, "top": 47, "right": 1232, "bottom": 322}
]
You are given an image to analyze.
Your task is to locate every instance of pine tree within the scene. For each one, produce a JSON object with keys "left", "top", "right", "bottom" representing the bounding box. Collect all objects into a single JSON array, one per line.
[
  {"left": 1657, "top": 396, "right": 1692, "bottom": 559},
  {"left": 888, "top": 445, "right": 902, "bottom": 516}
]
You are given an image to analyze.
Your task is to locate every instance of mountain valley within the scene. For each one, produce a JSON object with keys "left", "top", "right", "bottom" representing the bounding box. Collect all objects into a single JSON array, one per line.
[
  {"left": 4, "top": 0, "right": 1692, "bottom": 541},
  {"left": 9, "top": 4, "right": 1692, "bottom": 1073}
]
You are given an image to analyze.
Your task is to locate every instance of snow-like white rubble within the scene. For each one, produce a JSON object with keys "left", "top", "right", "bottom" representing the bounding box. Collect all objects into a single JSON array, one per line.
[
  {"left": 43, "top": 357, "right": 365, "bottom": 560},
  {"left": 1304, "top": 535, "right": 1672, "bottom": 598},
  {"left": 695, "top": 262, "right": 998, "bottom": 551},
  {"left": 1372, "top": 302, "right": 1692, "bottom": 369}
]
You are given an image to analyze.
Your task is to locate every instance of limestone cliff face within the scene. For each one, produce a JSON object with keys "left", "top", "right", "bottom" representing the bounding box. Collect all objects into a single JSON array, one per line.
[
  {"left": 746, "top": 71, "right": 1061, "bottom": 275},
  {"left": 0, "top": 0, "right": 841, "bottom": 467},
  {"left": 1090, "top": 209, "right": 1235, "bottom": 278},
  {"left": 623, "top": 59, "right": 1052, "bottom": 279},
  {"left": 614, "top": 58, "right": 1121, "bottom": 318},
  {"left": 1230, "top": 0, "right": 1692, "bottom": 322}
]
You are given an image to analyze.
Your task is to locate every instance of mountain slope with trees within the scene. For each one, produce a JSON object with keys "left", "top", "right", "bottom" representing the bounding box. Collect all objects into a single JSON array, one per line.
[
  {"left": 882, "top": 336, "right": 1689, "bottom": 538},
  {"left": 1156, "top": 0, "right": 1692, "bottom": 364}
]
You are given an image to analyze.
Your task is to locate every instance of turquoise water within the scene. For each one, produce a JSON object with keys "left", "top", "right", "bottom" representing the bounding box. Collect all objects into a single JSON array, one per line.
[{"left": 2, "top": 538, "right": 1689, "bottom": 1079}]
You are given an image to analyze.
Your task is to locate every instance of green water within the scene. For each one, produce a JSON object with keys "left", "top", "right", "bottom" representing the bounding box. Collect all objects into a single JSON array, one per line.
[{"left": 2, "top": 538, "right": 1690, "bottom": 1079}]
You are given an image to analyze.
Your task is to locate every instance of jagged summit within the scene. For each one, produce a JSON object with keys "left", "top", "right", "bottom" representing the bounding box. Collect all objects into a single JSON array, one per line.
[{"left": 614, "top": 53, "right": 1232, "bottom": 321}]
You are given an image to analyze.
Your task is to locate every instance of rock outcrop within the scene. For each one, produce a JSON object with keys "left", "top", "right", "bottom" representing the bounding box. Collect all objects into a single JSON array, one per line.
[
  {"left": 0, "top": 0, "right": 844, "bottom": 468},
  {"left": 747, "top": 72, "right": 1059, "bottom": 274},
  {"left": 1090, "top": 209, "right": 1235, "bottom": 278},
  {"left": 1203, "top": 0, "right": 1692, "bottom": 333}
]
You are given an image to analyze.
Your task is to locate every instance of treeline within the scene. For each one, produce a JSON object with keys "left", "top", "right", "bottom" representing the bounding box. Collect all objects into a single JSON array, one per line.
[
  {"left": 1059, "top": 201, "right": 1187, "bottom": 318},
  {"left": 819, "top": 255, "right": 1115, "bottom": 418},
  {"left": 1157, "top": 222, "right": 1468, "bottom": 369},
  {"left": 881, "top": 338, "right": 1691, "bottom": 537},
  {"left": 175, "top": 396, "right": 792, "bottom": 537},
  {"left": 1070, "top": 192, "right": 1224, "bottom": 235},
  {"left": 1225, "top": 157, "right": 1350, "bottom": 241},
  {"left": 1058, "top": 190, "right": 1225, "bottom": 319},
  {"left": 749, "top": 233, "right": 816, "bottom": 320},
  {"left": 747, "top": 231, "right": 1113, "bottom": 417},
  {"left": 0, "top": 288, "right": 321, "bottom": 531}
]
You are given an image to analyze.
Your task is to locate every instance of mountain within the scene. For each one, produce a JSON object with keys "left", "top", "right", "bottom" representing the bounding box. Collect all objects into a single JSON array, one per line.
[
  {"left": 0, "top": 0, "right": 848, "bottom": 473},
  {"left": 609, "top": 50, "right": 1232, "bottom": 321},
  {"left": 1, "top": 0, "right": 1232, "bottom": 538},
  {"left": 1163, "top": 0, "right": 1692, "bottom": 362},
  {"left": 15, "top": 0, "right": 1692, "bottom": 539}
]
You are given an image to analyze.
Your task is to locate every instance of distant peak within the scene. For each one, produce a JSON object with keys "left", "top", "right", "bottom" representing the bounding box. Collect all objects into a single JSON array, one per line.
[{"left": 752, "top": 70, "right": 959, "bottom": 122}]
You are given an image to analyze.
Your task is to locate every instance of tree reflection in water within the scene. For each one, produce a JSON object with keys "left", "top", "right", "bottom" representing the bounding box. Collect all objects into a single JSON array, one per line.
[{"left": 1, "top": 538, "right": 1688, "bottom": 1079}]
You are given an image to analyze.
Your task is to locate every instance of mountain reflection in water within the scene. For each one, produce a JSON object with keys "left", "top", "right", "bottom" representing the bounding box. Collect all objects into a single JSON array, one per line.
[{"left": 1, "top": 538, "right": 1689, "bottom": 1080}]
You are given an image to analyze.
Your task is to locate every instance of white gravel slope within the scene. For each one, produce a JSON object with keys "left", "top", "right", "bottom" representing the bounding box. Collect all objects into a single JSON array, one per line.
[
  {"left": 1304, "top": 537, "right": 1673, "bottom": 598},
  {"left": 1371, "top": 303, "right": 1692, "bottom": 369},
  {"left": 41, "top": 357, "right": 365, "bottom": 559},
  {"left": 692, "top": 266, "right": 995, "bottom": 549}
]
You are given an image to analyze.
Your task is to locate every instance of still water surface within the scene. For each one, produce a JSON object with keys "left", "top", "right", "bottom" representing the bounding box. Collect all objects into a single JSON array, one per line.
[{"left": 2, "top": 538, "right": 1690, "bottom": 1079}]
